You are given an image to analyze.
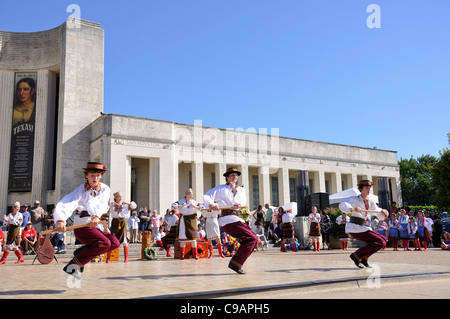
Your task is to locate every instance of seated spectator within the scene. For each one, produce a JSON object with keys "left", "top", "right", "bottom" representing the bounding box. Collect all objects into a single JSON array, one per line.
[
  {"left": 287, "top": 238, "right": 304, "bottom": 251},
  {"left": 441, "top": 231, "right": 450, "bottom": 250},
  {"left": 254, "top": 224, "right": 268, "bottom": 250},
  {"left": 197, "top": 224, "right": 206, "bottom": 241},
  {"left": 20, "top": 221, "right": 40, "bottom": 254},
  {"left": 272, "top": 224, "right": 283, "bottom": 247},
  {"left": 51, "top": 231, "right": 66, "bottom": 254},
  {"left": 154, "top": 226, "right": 166, "bottom": 249}
]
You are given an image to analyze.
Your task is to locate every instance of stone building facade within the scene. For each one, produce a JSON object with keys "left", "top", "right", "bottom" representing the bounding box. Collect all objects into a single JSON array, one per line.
[{"left": 0, "top": 19, "right": 401, "bottom": 215}]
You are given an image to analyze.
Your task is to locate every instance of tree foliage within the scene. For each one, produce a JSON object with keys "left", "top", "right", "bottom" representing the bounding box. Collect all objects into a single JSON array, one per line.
[
  {"left": 431, "top": 148, "right": 450, "bottom": 208},
  {"left": 399, "top": 155, "right": 438, "bottom": 206}
]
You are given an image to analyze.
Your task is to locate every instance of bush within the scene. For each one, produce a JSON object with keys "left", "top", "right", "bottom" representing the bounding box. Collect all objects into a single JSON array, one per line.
[{"left": 324, "top": 207, "right": 344, "bottom": 238}]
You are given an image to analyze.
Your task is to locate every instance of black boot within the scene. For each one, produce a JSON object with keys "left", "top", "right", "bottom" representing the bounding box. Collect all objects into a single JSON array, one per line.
[
  {"left": 228, "top": 263, "right": 246, "bottom": 274},
  {"left": 350, "top": 253, "right": 364, "bottom": 269}
]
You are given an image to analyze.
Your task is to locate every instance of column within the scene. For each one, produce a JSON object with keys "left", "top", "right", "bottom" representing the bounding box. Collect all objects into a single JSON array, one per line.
[
  {"left": 333, "top": 172, "right": 342, "bottom": 194},
  {"left": 149, "top": 158, "right": 160, "bottom": 212},
  {"left": 366, "top": 174, "right": 373, "bottom": 194},
  {"left": 31, "top": 70, "right": 50, "bottom": 206},
  {"left": 313, "top": 171, "right": 326, "bottom": 193},
  {"left": 0, "top": 71, "right": 14, "bottom": 213},
  {"left": 351, "top": 173, "right": 358, "bottom": 189},
  {"left": 159, "top": 151, "right": 177, "bottom": 214},
  {"left": 192, "top": 161, "right": 204, "bottom": 202},
  {"left": 215, "top": 162, "right": 227, "bottom": 186},
  {"left": 238, "top": 164, "right": 250, "bottom": 206},
  {"left": 259, "top": 166, "right": 270, "bottom": 206},
  {"left": 278, "top": 167, "right": 290, "bottom": 206},
  {"left": 395, "top": 176, "right": 402, "bottom": 206}
]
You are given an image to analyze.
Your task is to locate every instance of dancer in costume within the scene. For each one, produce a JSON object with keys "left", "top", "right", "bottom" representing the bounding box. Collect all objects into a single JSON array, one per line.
[
  {"left": 308, "top": 206, "right": 321, "bottom": 251},
  {"left": 163, "top": 209, "right": 179, "bottom": 257},
  {"left": 407, "top": 215, "right": 421, "bottom": 251},
  {"left": 339, "top": 180, "right": 388, "bottom": 268},
  {"left": 398, "top": 209, "right": 410, "bottom": 250},
  {"left": 0, "top": 202, "right": 24, "bottom": 264},
  {"left": 336, "top": 212, "right": 350, "bottom": 250},
  {"left": 171, "top": 188, "right": 203, "bottom": 260},
  {"left": 416, "top": 210, "right": 432, "bottom": 251},
  {"left": 388, "top": 213, "right": 400, "bottom": 251},
  {"left": 53, "top": 162, "right": 120, "bottom": 278},
  {"left": 107, "top": 191, "right": 137, "bottom": 263},
  {"left": 201, "top": 207, "right": 226, "bottom": 259},
  {"left": 203, "top": 167, "right": 258, "bottom": 274},
  {"left": 280, "top": 209, "right": 297, "bottom": 252},
  {"left": 373, "top": 216, "right": 388, "bottom": 250}
]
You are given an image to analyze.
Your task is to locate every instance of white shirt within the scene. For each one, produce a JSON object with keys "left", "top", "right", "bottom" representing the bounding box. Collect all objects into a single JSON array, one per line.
[
  {"left": 339, "top": 195, "right": 385, "bottom": 233},
  {"left": 307, "top": 213, "right": 321, "bottom": 223},
  {"left": 203, "top": 183, "right": 247, "bottom": 227},
  {"left": 53, "top": 183, "right": 111, "bottom": 227},
  {"left": 425, "top": 217, "right": 434, "bottom": 232},
  {"left": 110, "top": 202, "right": 132, "bottom": 219},
  {"left": 165, "top": 214, "right": 179, "bottom": 230},
  {"left": 198, "top": 229, "right": 206, "bottom": 238},
  {"left": 127, "top": 216, "right": 140, "bottom": 229},
  {"left": 171, "top": 198, "right": 202, "bottom": 216},
  {"left": 282, "top": 212, "right": 296, "bottom": 223},
  {"left": 6, "top": 212, "right": 23, "bottom": 227},
  {"left": 336, "top": 215, "right": 350, "bottom": 225},
  {"left": 417, "top": 216, "right": 433, "bottom": 232}
]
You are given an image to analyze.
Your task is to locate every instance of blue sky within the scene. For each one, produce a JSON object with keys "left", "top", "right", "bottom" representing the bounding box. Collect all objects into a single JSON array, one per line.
[{"left": 1, "top": 0, "right": 449, "bottom": 160}]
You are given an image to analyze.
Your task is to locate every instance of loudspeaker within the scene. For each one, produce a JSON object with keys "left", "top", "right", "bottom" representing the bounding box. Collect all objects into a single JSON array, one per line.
[
  {"left": 296, "top": 171, "right": 309, "bottom": 216},
  {"left": 306, "top": 192, "right": 330, "bottom": 213},
  {"left": 377, "top": 177, "right": 390, "bottom": 210}
]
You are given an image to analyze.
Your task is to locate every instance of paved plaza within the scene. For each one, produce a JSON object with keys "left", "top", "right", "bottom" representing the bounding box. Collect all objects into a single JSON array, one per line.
[{"left": 1, "top": 242, "right": 449, "bottom": 300}]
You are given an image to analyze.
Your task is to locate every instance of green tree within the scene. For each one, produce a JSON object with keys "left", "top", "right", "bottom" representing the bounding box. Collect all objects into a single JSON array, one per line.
[
  {"left": 431, "top": 148, "right": 450, "bottom": 208},
  {"left": 399, "top": 155, "right": 438, "bottom": 206}
]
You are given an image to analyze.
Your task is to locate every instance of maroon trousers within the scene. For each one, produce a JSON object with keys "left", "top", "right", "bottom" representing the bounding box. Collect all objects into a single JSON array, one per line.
[
  {"left": 221, "top": 221, "right": 258, "bottom": 270},
  {"left": 71, "top": 227, "right": 120, "bottom": 267},
  {"left": 349, "top": 230, "right": 387, "bottom": 260}
]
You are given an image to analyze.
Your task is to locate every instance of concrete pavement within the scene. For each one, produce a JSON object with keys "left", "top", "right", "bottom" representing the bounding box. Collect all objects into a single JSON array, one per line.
[{"left": 0, "top": 242, "right": 449, "bottom": 299}]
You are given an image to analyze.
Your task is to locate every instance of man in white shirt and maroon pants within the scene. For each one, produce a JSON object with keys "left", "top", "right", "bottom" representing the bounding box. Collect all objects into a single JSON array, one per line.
[
  {"left": 53, "top": 162, "right": 120, "bottom": 277},
  {"left": 203, "top": 168, "right": 258, "bottom": 274},
  {"left": 339, "top": 180, "right": 388, "bottom": 268}
]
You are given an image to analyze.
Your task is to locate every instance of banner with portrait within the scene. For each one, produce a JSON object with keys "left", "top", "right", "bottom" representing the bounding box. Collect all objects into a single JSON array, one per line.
[{"left": 8, "top": 72, "right": 37, "bottom": 192}]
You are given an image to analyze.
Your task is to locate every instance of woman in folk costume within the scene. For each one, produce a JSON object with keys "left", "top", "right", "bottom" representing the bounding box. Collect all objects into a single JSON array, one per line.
[
  {"left": 280, "top": 209, "right": 297, "bottom": 252},
  {"left": 388, "top": 213, "right": 400, "bottom": 251},
  {"left": 171, "top": 188, "right": 203, "bottom": 260},
  {"left": 163, "top": 209, "right": 179, "bottom": 257},
  {"left": 416, "top": 210, "right": 432, "bottom": 251},
  {"left": 407, "top": 215, "right": 421, "bottom": 251},
  {"left": 339, "top": 180, "right": 388, "bottom": 268},
  {"left": 398, "top": 209, "right": 410, "bottom": 250},
  {"left": 0, "top": 202, "right": 24, "bottom": 264},
  {"left": 53, "top": 162, "right": 120, "bottom": 278},
  {"left": 307, "top": 206, "right": 321, "bottom": 251},
  {"left": 336, "top": 212, "right": 350, "bottom": 250},
  {"left": 372, "top": 216, "right": 388, "bottom": 250},
  {"left": 204, "top": 167, "right": 258, "bottom": 274},
  {"left": 201, "top": 197, "right": 226, "bottom": 259},
  {"left": 107, "top": 191, "right": 137, "bottom": 263}
]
